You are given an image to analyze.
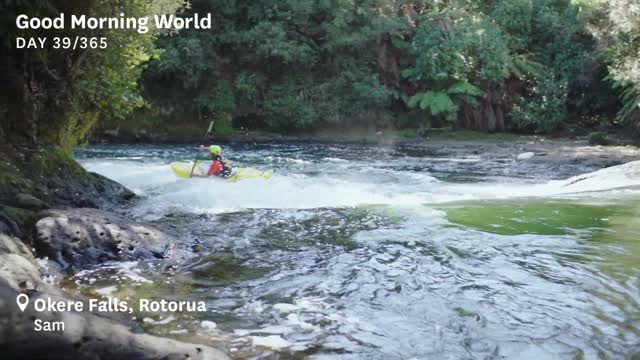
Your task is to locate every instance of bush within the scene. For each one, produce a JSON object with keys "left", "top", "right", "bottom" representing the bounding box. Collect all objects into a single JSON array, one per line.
[
  {"left": 511, "top": 75, "right": 568, "bottom": 133},
  {"left": 588, "top": 131, "right": 608, "bottom": 145},
  {"left": 263, "top": 80, "right": 317, "bottom": 130}
]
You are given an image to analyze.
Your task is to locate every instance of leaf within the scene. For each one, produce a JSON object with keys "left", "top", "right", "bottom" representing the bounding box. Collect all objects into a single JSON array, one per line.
[
  {"left": 419, "top": 92, "right": 433, "bottom": 110},
  {"left": 607, "top": 76, "right": 640, "bottom": 124},
  {"left": 433, "top": 72, "right": 449, "bottom": 80},
  {"left": 447, "top": 81, "right": 482, "bottom": 96},
  {"left": 456, "top": 94, "right": 480, "bottom": 106},
  {"left": 429, "top": 92, "right": 456, "bottom": 115},
  {"left": 407, "top": 93, "right": 424, "bottom": 108},
  {"left": 419, "top": 91, "right": 456, "bottom": 115},
  {"left": 508, "top": 56, "right": 544, "bottom": 80},
  {"left": 400, "top": 68, "right": 417, "bottom": 79}
]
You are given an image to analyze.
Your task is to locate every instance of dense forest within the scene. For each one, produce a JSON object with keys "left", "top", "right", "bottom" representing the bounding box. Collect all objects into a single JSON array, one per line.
[
  {"left": 134, "top": 0, "right": 640, "bottom": 137},
  {"left": 1, "top": 0, "right": 640, "bottom": 149}
]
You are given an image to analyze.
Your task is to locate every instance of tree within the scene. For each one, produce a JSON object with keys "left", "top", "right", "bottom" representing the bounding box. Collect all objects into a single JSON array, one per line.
[
  {"left": 605, "top": 0, "right": 640, "bottom": 127},
  {"left": 0, "top": 0, "right": 181, "bottom": 149}
]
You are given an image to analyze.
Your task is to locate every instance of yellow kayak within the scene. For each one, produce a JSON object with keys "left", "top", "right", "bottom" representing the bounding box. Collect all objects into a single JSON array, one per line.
[{"left": 170, "top": 161, "right": 272, "bottom": 182}]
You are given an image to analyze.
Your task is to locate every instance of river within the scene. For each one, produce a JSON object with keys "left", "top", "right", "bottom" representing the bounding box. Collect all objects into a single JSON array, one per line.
[{"left": 72, "top": 143, "right": 640, "bottom": 359}]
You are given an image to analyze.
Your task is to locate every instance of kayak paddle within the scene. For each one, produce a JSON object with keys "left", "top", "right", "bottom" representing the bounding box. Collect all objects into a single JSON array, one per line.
[{"left": 189, "top": 120, "right": 215, "bottom": 178}]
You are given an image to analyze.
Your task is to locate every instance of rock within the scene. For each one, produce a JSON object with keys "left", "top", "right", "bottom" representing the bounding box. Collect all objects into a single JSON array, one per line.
[
  {"left": 0, "top": 146, "right": 135, "bottom": 210},
  {"left": 0, "top": 233, "right": 228, "bottom": 359},
  {"left": 516, "top": 152, "right": 535, "bottom": 160},
  {"left": 10, "top": 193, "right": 49, "bottom": 211},
  {"left": 0, "top": 234, "right": 41, "bottom": 290},
  {"left": 0, "top": 211, "right": 22, "bottom": 238},
  {"left": 35, "top": 208, "right": 171, "bottom": 269},
  {"left": 0, "top": 205, "right": 38, "bottom": 239},
  {"left": 88, "top": 172, "right": 136, "bottom": 206}
]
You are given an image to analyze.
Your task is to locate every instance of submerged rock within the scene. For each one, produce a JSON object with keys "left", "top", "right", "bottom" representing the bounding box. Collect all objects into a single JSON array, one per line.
[
  {"left": 35, "top": 208, "right": 171, "bottom": 269},
  {"left": 516, "top": 151, "right": 535, "bottom": 160}
]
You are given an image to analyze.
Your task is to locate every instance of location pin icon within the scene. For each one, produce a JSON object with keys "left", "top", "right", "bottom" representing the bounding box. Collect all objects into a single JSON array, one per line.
[{"left": 16, "top": 294, "right": 29, "bottom": 312}]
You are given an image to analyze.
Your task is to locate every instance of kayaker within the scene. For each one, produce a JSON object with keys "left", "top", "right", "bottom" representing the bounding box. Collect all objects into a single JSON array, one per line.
[{"left": 199, "top": 145, "right": 232, "bottom": 178}]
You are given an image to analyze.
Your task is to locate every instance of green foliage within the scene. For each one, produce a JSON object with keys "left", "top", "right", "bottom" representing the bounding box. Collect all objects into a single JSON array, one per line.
[
  {"left": 408, "top": 11, "right": 512, "bottom": 86},
  {"left": 195, "top": 80, "right": 236, "bottom": 114},
  {"left": 264, "top": 80, "right": 317, "bottom": 130},
  {"left": 607, "top": 77, "right": 640, "bottom": 127},
  {"left": 0, "top": 0, "right": 182, "bottom": 149},
  {"left": 447, "top": 82, "right": 483, "bottom": 97},
  {"left": 213, "top": 113, "right": 234, "bottom": 137},
  {"left": 588, "top": 131, "right": 609, "bottom": 145},
  {"left": 576, "top": 0, "right": 640, "bottom": 128},
  {"left": 408, "top": 92, "right": 456, "bottom": 115},
  {"left": 511, "top": 75, "right": 568, "bottom": 133},
  {"left": 506, "top": 56, "right": 545, "bottom": 80},
  {"left": 406, "top": 82, "right": 482, "bottom": 124},
  {"left": 312, "top": 72, "right": 393, "bottom": 125},
  {"left": 140, "top": 0, "right": 400, "bottom": 131},
  {"left": 234, "top": 72, "right": 259, "bottom": 103},
  {"left": 490, "top": 0, "right": 533, "bottom": 51},
  {"left": 130, "top": 0, "right": 632, "bottom": 135},
  {"left": 619, "top": 86, "right": 640, "bottom": 127},
  {"left": 6, "top": 0, "right": 639, "bottom": 143}
]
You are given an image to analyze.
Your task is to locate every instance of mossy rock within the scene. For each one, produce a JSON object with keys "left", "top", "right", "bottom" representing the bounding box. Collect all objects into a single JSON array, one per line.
[
  {"left": 8, "top": 193, "right": 49, "bottom": 211},
  {"left": 186, "top": 253, "right": 271, "bottom": 285},
  {"left": 0, "top": 158, "right": 42, "bottom": 202},
  {"left": 28, "top": 147, "right": 88, "bottom": 178},
  {"left": 0, "top": 145, "right": 134, "bottom": 209},
  {"left": 0, "top": 204, "right": 38, "bottom": 238}
]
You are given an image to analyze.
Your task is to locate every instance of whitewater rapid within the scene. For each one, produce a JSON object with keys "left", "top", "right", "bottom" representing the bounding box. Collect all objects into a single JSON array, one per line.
[
  {"left": 79, "top": 153, "right": 640, "bottom": 219},
  {"left": 72, "top": 144, "right": 640, "bottom": 359}
]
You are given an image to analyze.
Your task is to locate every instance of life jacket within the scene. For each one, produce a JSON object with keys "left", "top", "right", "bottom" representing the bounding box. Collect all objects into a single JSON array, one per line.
[{"left": 208, "top": 156, "right": 231, "bottom": 178}]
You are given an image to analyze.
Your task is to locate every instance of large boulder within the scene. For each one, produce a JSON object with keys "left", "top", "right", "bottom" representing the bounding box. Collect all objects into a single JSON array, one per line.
[
  {"left": 0, "top": 146, "right": 135, "bottom": 212},
  {"left": 0, "top": 233, "right": 228, "bottom": 359},
  {"left": 35, "top": 208, "right": 172, "bottom": 269}
]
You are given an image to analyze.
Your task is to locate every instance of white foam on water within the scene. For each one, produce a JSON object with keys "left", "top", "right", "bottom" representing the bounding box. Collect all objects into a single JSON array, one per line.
[
  {"left": 74, "top": 261, "right": 152, "bottom": 284},
  {"left": 143, "top": 315, "right": 176, "bottom": 325},
  {"left": 440, "top": 160, "right": 640, "bottom": 201},
  {"left": 82, "top": 160, "right": 176, "bottom": 194},
  {"left": 95, "top": 285, "right": 118, "bottom": 297},
  {"left": 124, "top": 172, "right": 442, "bottom": 216},
  {"left": 250, "top": 335, "right": 290, "bottom": 350},
  {"left": 201, "top": 320, "right": 218, "bottom": 331},
  {"left": 80, "top": 156, "right": 640, "bottom": 216}
]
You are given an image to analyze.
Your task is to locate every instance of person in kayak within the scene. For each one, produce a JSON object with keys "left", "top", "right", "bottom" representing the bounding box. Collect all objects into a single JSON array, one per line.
[{"left": 199, "top": 145, "right": 232, "bottom": 178}]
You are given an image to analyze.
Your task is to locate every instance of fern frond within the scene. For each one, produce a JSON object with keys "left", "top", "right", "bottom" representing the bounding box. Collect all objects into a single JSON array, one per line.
[
  {"left": 507, "top": 56, "right": 544, "bottom": 80},
  {"left": 606, "top": 75, "right": 640, "bottom": 125},
  {"left": 447, "top": 81, "right": 482, "bottom": 96},
  {"left": 407, "top": 93, "right": 423, "bottom": 108},
  {"left": 419, "top": 91, "right": 456, "bottom": 115}
]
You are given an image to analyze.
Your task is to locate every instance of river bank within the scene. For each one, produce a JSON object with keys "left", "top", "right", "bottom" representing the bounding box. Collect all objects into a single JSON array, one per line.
[
  {"left": 92, "top": 127, "right": 640, "bottom": 176},
  {"left": 0, "top": 145, "right": 227, "bottom": 359}
]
